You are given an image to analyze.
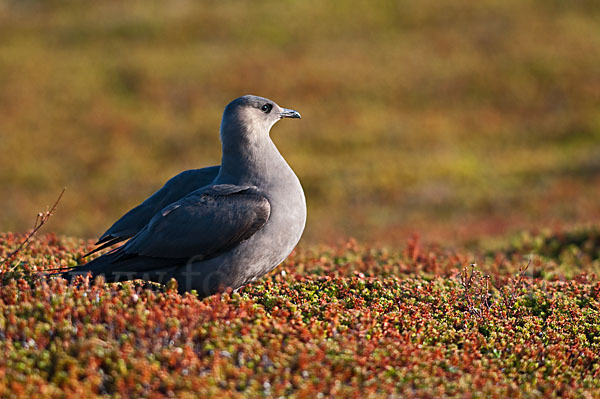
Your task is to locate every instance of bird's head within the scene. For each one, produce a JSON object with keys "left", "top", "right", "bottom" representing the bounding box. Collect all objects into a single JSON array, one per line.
[{"left": 221, "top": 95, "right": 301, "bottom": 142}]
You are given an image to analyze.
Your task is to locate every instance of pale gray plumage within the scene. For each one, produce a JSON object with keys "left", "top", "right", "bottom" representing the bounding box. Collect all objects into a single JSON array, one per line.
[{"left": 67, "top": 95, "right": 306, "bottom": 296}]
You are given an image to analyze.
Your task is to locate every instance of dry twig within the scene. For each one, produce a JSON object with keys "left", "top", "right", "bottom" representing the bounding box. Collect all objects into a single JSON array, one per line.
[
  {"left": 459, "top": 263, "right": 491, "bottom": 318},
  {"left": 501, "top": 257, "right": 532, "bottom": 310},
  {"left": 0, "top": 188, "right": 66, "bottom": 271}
]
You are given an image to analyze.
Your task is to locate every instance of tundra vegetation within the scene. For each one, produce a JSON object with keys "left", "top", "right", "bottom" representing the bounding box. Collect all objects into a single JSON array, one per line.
[{"left": 0, "top": 227, "right": 599, "bottom": 398}]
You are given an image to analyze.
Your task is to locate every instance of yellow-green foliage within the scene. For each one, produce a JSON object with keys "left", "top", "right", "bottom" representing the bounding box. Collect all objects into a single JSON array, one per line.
[{"left": 1, "top": 1, "right": 599, "bottom": 242}]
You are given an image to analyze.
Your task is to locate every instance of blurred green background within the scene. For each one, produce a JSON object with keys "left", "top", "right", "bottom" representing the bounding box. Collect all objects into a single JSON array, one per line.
[{"left": 1, "top": 0, "right": 599, "bottom": 244}]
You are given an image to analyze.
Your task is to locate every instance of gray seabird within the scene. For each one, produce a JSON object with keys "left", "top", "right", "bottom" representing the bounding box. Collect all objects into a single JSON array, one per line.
[{"left": 66, "top": 95, "right": 306, "bottom": 296}]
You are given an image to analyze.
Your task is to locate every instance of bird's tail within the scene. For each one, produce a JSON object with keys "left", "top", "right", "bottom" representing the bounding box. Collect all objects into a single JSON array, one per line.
[
  {"left": 37, "top": 264, "right": 89, "bottom": 283},
  {"left": 63, "top": 251, "right": 182, "bottom": 286}
]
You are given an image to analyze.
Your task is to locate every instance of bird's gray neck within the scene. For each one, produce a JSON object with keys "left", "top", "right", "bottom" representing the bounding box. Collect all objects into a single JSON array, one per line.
[{"left": 217, "top": 125, "right": 287, "bottom": 186}]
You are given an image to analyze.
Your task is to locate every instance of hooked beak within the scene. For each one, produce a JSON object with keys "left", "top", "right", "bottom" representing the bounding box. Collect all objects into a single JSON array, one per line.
[{"left": 280, "top": 108, "right": 301, "bottom": 119}]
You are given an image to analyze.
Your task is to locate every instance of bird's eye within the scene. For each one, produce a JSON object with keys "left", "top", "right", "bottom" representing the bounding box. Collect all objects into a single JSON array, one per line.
[{"left": 261, "top": 103, "right": 273, "bottom": 113}]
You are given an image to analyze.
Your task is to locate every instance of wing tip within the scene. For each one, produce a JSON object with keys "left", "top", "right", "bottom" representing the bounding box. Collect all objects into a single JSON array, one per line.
[
  {"left": 85, "top": 236, "right": 125, "bottom": 258},
  {"left": 96, "top": 234, "right": 114, "bottom": 245}
]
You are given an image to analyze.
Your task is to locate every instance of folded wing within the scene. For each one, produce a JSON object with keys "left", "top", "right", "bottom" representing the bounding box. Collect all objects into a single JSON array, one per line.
[
  {"left": 114, "top": 184, "right": 270, "bottom": 261},
  {"left": 89, "top": 166, "right": 221, "bottom": 255}
]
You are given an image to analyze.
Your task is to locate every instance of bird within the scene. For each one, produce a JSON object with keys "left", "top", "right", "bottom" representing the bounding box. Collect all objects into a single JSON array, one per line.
[{"left": 64, "top": 95, "right": 306, "bottom": 297}]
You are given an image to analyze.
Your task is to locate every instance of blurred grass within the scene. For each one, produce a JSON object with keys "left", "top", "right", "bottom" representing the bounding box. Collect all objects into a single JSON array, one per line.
[{"left": 1, "top": 0, "right": 599, "bottom": 244}]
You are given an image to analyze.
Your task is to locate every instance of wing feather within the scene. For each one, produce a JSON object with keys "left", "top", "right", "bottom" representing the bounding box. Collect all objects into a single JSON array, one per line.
[
  {"left": 90, "top": 166, "right": 220, "bottom": 252},
  {"left": 118, "top": 185, "right": 270, "bottom": 260}
]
